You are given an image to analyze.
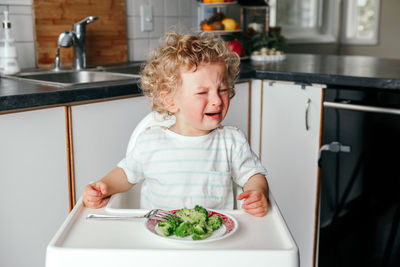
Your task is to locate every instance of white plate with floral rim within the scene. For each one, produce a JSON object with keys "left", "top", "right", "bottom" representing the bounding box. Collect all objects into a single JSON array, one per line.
[{"left": 145, "top": 209, "right": 238, "bottom": 244}]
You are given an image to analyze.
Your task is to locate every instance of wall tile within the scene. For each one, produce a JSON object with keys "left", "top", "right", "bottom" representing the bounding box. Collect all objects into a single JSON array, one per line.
[
  {"left": 131, "top": 0, "right": 150, "bottom": 16},
  {"left": 179, "top": 0, "right": 191, "bottom": 17},
  {"left": 126, "top": 16, "right": 134, "bottom": 39},
  {"left": 149, "top": 38, "right": 160, "bottom": 51},
  {"left": 10, "top": 14, "right": 34, "bottom": 42},
  {"left": 132, "top": 39, "right": 150, "bottom": 61},
  {"left": 164, "top": 16, "right": 179, "bottom": 32},
  {"left": 9, "top": 5, "right": 31, "bottom": 14},
  {"left": 128, "top": 39, "right": 134, "bottom": 60},
  {"left": 179, "top": 17, "right": 195, "bottom": 32},
  {"left": 149, "top": 0, "right": 164, "bottom": 17},
  {"left": 149, "top": 16, "right": 163, "bottom": 39},
  {"left": 133, "top": 16, "right": 150, "bottom": 39},
  {"left": 126, "top": 0, "right": 134, "bottom": 16},
  {"left": 164, "top": 0, "right": 178, "bottom": 17},
  {"left": 192, "top": 1, "right": 198, "bottom": 17},
  {"left": 15, "top": 41, "right": 36, "bottom": 68},
  {"left": 0, "top": 5, "right": 8, "bottom": 13}
]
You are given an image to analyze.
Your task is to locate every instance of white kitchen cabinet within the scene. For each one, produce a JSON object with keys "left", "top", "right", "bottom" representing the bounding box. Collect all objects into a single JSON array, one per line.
[
  {"left": 224, "top": 81, "right": 250, "bottom": 138},
  {"left": 0, "top": 107, "right": 70, "bottom": 267},
  {"left": 71, "top": 96, "right": 151, "bottom": 202},
  {"left": 260, "top": 81, "right": 323, "bottom": 267}
]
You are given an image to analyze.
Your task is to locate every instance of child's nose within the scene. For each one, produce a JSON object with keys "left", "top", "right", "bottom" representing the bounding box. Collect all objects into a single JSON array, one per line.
[{"left": 210, "top": 92, "right": 222, "bottom": 106}]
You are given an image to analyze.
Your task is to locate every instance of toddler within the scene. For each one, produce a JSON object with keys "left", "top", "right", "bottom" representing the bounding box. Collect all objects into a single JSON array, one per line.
[{"left": 83, "top": 32, "right": 269, "bottom": 217}]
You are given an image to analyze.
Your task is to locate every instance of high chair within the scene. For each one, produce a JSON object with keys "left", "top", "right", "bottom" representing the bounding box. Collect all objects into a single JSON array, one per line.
[{"left": 46, "top": 111, "right": 299, "bottom": 267}]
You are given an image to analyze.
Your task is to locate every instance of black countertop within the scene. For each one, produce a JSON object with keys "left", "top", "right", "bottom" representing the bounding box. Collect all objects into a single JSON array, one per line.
[
  {"left": 2, "top": 53, "right": 400, "bottom": 113},
  {"left": 246, "top": 54, "right": 400, "bottom": 90}
]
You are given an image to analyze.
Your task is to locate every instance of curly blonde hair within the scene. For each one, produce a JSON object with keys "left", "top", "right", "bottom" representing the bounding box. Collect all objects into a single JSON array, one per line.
[{"left": 140, "top": 31, "right": 240, "bottom": 114}]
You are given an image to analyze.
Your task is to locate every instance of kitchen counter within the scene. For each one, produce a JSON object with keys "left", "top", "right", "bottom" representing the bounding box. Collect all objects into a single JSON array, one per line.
[
  {"left": 248, "top": 54, "right": 400, "bottom": 90},
  {"left": 2, "top": 53, "right": 400, "bottom": 113}
]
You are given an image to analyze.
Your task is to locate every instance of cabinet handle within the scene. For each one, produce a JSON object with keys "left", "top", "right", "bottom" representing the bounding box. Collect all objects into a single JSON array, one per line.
[{"left": 305, "top": 98, "right": 311, "bottom": 131}]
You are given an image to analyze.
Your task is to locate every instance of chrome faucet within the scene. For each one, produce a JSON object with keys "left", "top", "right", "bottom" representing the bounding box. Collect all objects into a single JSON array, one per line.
[{"left": 55, "top": 16, "right": 99, "bottom": 70}]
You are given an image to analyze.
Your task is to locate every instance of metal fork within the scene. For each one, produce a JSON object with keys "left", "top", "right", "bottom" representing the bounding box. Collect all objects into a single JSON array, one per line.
[{"left": 86, "top": 209, "right": 174, "bottom": 221}]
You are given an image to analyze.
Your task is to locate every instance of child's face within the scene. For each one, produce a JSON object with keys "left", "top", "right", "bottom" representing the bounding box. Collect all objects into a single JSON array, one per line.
[{"left": 169, "top": 62, "right": 230, "bottom": 136}]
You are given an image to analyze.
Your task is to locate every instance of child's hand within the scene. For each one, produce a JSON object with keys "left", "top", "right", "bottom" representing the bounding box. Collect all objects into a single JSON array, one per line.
[
  {"left": 237, "top": 190, "right": 268, "bottom": 217},
  {"left": 82, "top": 181, "right": 109, "bottom": 209}
]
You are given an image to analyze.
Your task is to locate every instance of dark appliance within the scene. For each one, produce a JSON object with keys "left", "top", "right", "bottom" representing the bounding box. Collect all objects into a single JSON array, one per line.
[{"left": 318, "top": 87, "right": 400, "bottom": 267}]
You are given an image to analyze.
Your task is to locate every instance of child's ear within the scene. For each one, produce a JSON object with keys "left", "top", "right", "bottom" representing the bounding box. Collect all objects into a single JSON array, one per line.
[{"left": 160, "top": 90, "right": 178, "bottom": 113}]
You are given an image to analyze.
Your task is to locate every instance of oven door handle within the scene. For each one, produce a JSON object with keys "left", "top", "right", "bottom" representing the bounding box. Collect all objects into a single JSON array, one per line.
[{"left": 324, "top": 101, "right": 400, "bottom": 116}]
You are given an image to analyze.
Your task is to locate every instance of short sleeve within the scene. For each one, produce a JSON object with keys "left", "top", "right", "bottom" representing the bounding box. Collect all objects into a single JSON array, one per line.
[
  {"left": 230, "top": 129, "right": 268, "bottom": 187},
  {"left": 117, "top": 138, "right": 146, "bottom": 184}
]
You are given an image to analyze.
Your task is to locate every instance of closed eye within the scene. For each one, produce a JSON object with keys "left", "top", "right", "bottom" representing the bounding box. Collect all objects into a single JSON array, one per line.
[
  {"left": 196, "top": 91, "right": 207, "bottom": 95},
  {"left": 219, "top": 88, "right": 229, "bottom": 94}
]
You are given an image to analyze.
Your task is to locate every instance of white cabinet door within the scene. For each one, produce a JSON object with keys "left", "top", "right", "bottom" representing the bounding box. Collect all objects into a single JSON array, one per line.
[
  {"left": 224, "top": 81, "right": 250, "bottom": 138},
  {"left": 71, "top": 96, "right": 151, "bottom": 201},
  {"left": 0, "top": 107, "right": 69, "bottom": 267},
  {"left": 261, "top": 81, "right": 323, "bottom": 267}
]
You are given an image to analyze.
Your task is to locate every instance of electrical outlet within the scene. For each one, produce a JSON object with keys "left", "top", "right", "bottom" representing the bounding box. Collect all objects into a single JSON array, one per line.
[{"left": 140, "top": 4, "right": 153, "bottom": 32}]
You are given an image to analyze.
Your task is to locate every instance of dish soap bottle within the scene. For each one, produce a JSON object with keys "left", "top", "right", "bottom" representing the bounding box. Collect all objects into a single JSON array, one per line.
[{"left": 0, "top": 11, "right": 20, "bottom": 75}]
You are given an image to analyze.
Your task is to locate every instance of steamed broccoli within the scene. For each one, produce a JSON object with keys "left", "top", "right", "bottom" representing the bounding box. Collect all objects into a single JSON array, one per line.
[
  {"left": 156, "top": 220, "right": 175, "bottom": 236},
  {"left": 156, "top": 215, "right": 181, "bottom": 236},
  {"left": 194, "top": 205, "right": 209, "bottom": 219},
  {"left": 193, "top": 221, "right": 208, "bottom": 235},
  {"left": 166, "top": 215, "right": 182, "bottom": 228},
  {"left": 192, "top": 231, "right": 212, "bottom": 240},
  {"left": 175, "top": 222, "right": 193, "bottom": 237},
  {"left": 156, "top": 205, "right": 224, "bottom": 240},
  {"left": 207, "top": 214, "right": 223, "bottom": 230},
  {"left": 175, "top": 206, "right": 207, "bottom": 224},
  {"left": 192, "top": 221, "right": 213, "bottom": 240}
]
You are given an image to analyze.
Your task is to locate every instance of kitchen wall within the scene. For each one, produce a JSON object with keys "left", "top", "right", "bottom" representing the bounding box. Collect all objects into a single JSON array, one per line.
[
  {"left": 1, "top": 0, "right": 399, "bottom": 70},
  {"left": 126, "top": 0, "right": 197, "bottom": 61},
  {"left": 0, "top": 0, "right": 197, "bottom": 69},
  {"left": 0, "top": 3, "right": 35, "bottom": 69}
]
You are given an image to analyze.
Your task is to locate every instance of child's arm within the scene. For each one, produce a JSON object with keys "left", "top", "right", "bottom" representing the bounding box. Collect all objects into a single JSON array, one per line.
[
  {"left": 236, "top": 174, "right": 269, "bottom": 217},
  {"left": 82, "top": 167, "right": 134, "bottom": 209}
]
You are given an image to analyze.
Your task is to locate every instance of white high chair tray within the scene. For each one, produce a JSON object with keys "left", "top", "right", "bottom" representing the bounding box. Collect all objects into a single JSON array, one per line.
[{"left": 46, "top": 193, "right": 298, "bottom": 267}]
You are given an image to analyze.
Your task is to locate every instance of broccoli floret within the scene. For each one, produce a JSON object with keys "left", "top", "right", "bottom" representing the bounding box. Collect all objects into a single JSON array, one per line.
[
  {"left": 207, "top": 214, "right": 223, "bottom": 230},
  {"left": 175, "top": 206, "right": 207, "bottom": 224},
  {"left": 166, "top": 215, "right": 181, "bottom": 228},
  {"left": 193, "top": 221, "right": 208, "bottom": 235},
  {"left": 156, "top": 215, "right": 181, "bottom": 237},
  {"left": 156, "top": 221, "right": 175, "bottom": 236},
  {"left": 175, "top": 208, "right": 195, "bottom": 223},
  {"left": 194, "top": 205, "right": 209, "bottom": 219},
  {"left": 175, "top": 222, "right": 194, "bottom": 237},
  {"left": 192, "top": 231, "right": 212, "bottom": 240}
]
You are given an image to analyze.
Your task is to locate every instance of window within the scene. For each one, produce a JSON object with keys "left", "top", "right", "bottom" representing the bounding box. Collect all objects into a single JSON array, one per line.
[
  {"left": 269, "top": 0, "right": 340, "bottom": 43},
  {"left": 341, "top": 0, "right": 380, "bottom": 45},
  {"left": 275, "top": 0, "right": 320, "bottom": 28},
  {"left": 269, "top": 0, "right": 380, "bottom": 45}
]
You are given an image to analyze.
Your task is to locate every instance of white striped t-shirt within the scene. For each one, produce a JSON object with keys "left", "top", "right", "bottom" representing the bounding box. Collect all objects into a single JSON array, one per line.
[{"left": 117, "top": 125, "right": 268, "bottom": 210}]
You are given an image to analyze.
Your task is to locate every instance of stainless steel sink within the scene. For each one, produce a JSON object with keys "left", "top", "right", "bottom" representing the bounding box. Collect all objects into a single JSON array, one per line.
[
  {"left": 101, "top": 64, "right": 143, "bottom": 75},
  {"left": 5, "top": 70, "right": 140, "bottom": 87}
]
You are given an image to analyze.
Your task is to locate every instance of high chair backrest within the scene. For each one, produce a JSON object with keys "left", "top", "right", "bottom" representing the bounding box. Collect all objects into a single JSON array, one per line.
[{"left": 126, "top": 111, "right": 175, "bottom": 156}]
